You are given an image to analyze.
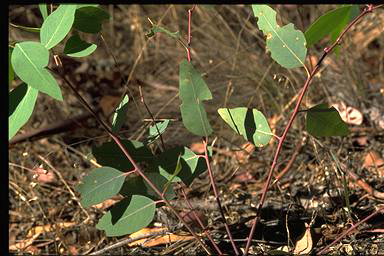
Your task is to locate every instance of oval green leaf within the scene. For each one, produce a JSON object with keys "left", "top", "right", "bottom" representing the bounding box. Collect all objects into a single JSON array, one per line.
[
  {"left": 9, "top": 83, "right": 38, "bottom": 140},
  {"left": 64, "top": 33, "right": 97, "bottom": 57},
  {"left": 9, "top": 48, "right": 14, "bottom": 86},
  {"left": 306, "top": 103, "right": 349, "bottom": 137},
  {"left": 145, "top": 172, "right": 176, "bottom": 200},
  {"left": 111, "top": 95, "right": 129, "bottom": 133},
  {"left": 73, "top": 6, "right": 110, "bottom": 34},
  {"left": 144, "top": 119, "right": 170, "bottom": 145},
  {"left": 76, "top": 167, "right": 126, "bottom": 208},
  {"left": 40, "top": 4, "right": 77, "bottom": 49},
  {"left": 119, "top": 173, "right": 175, "bottom": 201},
  {"left": 305, "top": 5, "right": 358, "bottom": 48},
  {"left": 179, "top": 59, "right": 213, "bottom": 137},
  {"left": 11, "top": 42, "right": 62, "bottom": 100},
  {"left": 149, "top": 146, "right": 206, "bottom": 186},
  {"left": 96, "top": 195, "right": 155, "bottom": 236},
  {"left": 252, "top": 5, "right": 307, "bottom": 69},
  {"left": 39, "top": 4, "right": 48, "bottom": 20},
  {"left": 92, "top": 140, "right": 153, "bottom": 172},
  {"left": 218, "top": 107, "right": 272, "bottom": 147}
]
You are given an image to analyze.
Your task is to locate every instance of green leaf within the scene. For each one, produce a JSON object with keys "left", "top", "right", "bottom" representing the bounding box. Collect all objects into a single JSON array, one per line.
[
  {"left": 92, "top": 140, "right": 153, "bottom": 172},
  {"left": 11, "top": 42, "right": 62, "bottom": 100},
  {"left": 145, "top": 172, "right": 176, "bottom": 200},
  {"left": 305, "top": 5, "right": 358, "bottom": 48},
  {"left": 146, "top": 25, "right": 180, "bottom": 39},
  {"left": 119, "top": 174, "right": 175, "bottom": 201},
  {"left": 306, "top": 103, "right": 349, "bottom": 137},
  {"left": 40, "top": 4, "right": 77, "bottom": 49},
  {"left": 63, "top": 33, "right": 97, "bottom": 57},
  {"left": 73, "top": 6, "right": 110, "bottom": 33},
  {"left": 9, "top": 83, "right": 38, "bottom": 140},
  {"left": 96, "top": 195, "right": 156, "bottom": 236},
  {"left": 39, "top": 4, "right": 48, "bottom": 20},
  {"left": 111, "top": 95, "right": 129, "bottom": 133},
  {"left": 144, "top": 119, "right": 170, "bottom": 145},
  {"left": 76, "top": 4, "right": 99, "bottom": 9},
  {"left": 179, "top": 59, "right": 213, "bottom": 137},
  {"left": 9, "top": 48, "right": 14, "bottom": 87},
  {"left": 162, "top": 154, "right": 182, "bottom": 196},
  {"left": 252, "top": 5, "right": 307, "bottom": 69},
  {"left": 149, "top": 146, "right": 206, "bottom": 186},
  {"left": 76, "top": 167, "right": 126, "bottom": 208},
  {"left": 218, "top": 107, "right": 272, "bottom": 147}
]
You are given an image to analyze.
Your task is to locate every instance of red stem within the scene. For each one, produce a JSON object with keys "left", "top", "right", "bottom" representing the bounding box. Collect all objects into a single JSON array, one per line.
[
  {"left": 318, "top": 206, "right": 384, "bottom": 254},
  {"left": 50, "top": 69, "right": 211, "bottom": 255},
  {"left": 203, "top": 139, "right": 240, "bottom": 255},
  {"left": 244, "top": 5, "right": 374, "bottom": 255},
  {"left": 187, "top": 5, "right": 195, "bottom": 63},
  {"left": 180, "top": 187, "right": 223, "bottom": 255}
]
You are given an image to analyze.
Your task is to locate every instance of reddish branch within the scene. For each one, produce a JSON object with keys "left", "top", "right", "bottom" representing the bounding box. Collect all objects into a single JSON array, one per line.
[
  {"left": 244, "top": 5, "right": 375, "bottom": 255},
  {"left": 203, "top": 139, "right": 240, "bottom": 255},
  {"left": 317, "top": 205, "right": 384, "bottom": 255},
  {"left": 49, "top": 69, "right": 212, "bottom": 255},
  {"left": 187, "top": 5, "right": 195, "bottom": 63},
  {"left": 187, "top": 5, "right": 238, "bottom": 254}
]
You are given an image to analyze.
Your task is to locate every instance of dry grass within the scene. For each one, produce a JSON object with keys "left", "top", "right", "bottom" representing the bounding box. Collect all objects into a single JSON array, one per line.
[{"left": 9, "top": 4, "right": 384, "bottom": 255}]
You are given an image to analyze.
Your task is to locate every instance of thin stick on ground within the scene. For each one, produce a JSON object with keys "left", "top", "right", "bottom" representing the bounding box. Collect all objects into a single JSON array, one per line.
[
  {"left": 317, "top": 205, "right": 384, "bottom": 255},
  {"left": 36, "top": 155, "right": 91, "bottom": 223},
  {"left": 244, "top": 5, "right": 375, "bottom": 255},
  {"left": 49, "top": 69, "right": 212, "bottom": 255},
  {"left": 90, "top": 229, "right": 168, "bottom": 255}
]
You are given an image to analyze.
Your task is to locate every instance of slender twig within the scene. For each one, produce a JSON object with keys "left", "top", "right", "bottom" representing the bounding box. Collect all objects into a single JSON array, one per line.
[
  {"left": 180, "top": 187, "right": 223, "bottom": 255},
  {"left": 272, "top": 135, "right": 307, "bottom": 186},
  {"left": 90, "top": 229, "right": 168, "bottom": 255},
  {"left": 244, "top": 5, "right": 375, "bottom": 255},
  {"left": 187, "top": 5, "right": 195, "bottom": 63},
  {"left": 317, "top": 206, "right": 384, "bottom": 255},
  {"left": 185, "top": 7, "right": 236, "bottom": 253},
  {"left": 138, "top": 86, "right": 166, "bottom": 151},
  {"left": 203, "top": 139, "right": 239, "bottom": 255},
  {"left": 99, "top": 33, "right": 143, "bottom": 121},
  {"left": 49, "top": 69, "right": 212, "bottom": 255}
]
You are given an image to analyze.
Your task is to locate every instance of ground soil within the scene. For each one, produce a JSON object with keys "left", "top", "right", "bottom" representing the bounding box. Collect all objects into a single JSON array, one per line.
[{"left": 9, "top": 4, "right": 384, "bottom": 255}]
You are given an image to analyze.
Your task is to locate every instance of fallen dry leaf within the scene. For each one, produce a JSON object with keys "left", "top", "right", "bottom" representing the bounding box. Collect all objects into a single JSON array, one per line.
[
  {"left": 26, "top": 222, "right": 75, "bottom": 238},
  {"left": 363, "top": 151, "right": 384, "bottom": 177},
  {"left": 9, "top": 232, "right": 40, "bottom": 251},
  {"left": 92, "top": 198, "right": 120, "bottom": 210},
  {"left": 127, "top": 227, "right": 194, "bottom": 247},
  {"left": 235, "top": 142, "right": 255, "bottom": 163},
  {"left": 332, "top": 102, "right": 363, "bottom": 125},
  {"left": 33, "top": 166, "right": 56, "bottom": 183},
  {"left": 293, "top": 223, "right": 313, "bottom": 254}
]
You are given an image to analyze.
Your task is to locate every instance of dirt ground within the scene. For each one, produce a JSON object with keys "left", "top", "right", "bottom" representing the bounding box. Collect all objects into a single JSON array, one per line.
[{"left": 9, "top": 5, "right": 384, "bottom": 255}]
